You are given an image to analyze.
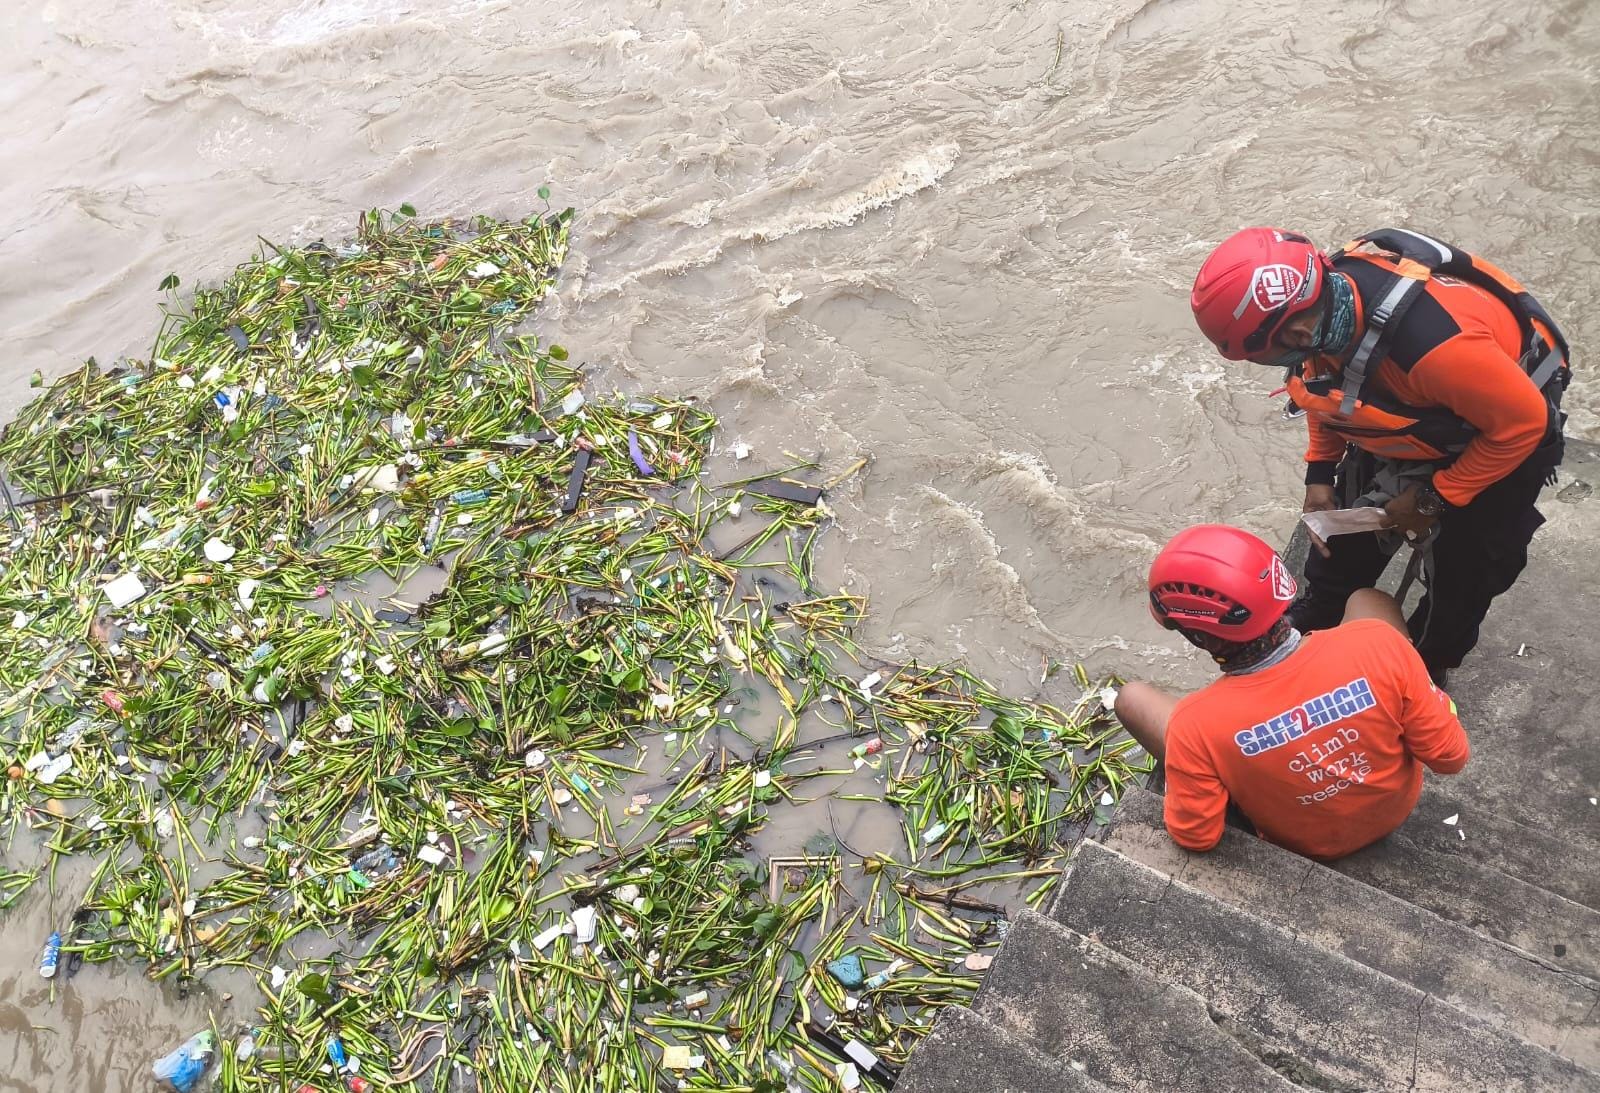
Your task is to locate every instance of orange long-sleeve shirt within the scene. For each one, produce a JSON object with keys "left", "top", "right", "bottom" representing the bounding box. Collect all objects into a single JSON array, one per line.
[
  {"left": 1163, "top": 619, "right": 1468, "bottom": 861},
  {"left": 1302, "top": 256, "right": 1550, "bottom": 506}
]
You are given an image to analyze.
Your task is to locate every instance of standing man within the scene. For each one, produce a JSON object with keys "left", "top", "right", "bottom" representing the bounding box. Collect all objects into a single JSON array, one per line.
[
  {"left": 1114, "top": 525, "right": 1469, "bottom": 861},
  {"left": 1189, "top": 228, "right": 1569, "bottom": 685}
]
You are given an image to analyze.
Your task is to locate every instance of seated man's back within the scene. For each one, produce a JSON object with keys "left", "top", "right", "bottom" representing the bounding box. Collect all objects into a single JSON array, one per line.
[{"left": 1164, "top": 618, "right": 1468, "bottom": 860}]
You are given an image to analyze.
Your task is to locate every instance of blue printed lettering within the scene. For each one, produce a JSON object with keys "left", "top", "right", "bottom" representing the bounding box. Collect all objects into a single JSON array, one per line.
[{"left": 1231, "top": 677, "right": 1376, "bottom": 758}]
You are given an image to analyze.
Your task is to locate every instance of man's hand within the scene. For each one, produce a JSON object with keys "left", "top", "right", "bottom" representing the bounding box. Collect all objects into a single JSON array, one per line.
[
  {"left": 1303, "top": 484, "right": 1338, "bottom": 558},
  {"left": 1384, "top": 483, "right": 1439, "bottom": 541}
]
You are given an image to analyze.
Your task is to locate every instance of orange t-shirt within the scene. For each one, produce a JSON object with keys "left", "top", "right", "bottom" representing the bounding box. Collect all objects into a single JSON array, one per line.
[{"left": 1163, "top": 619, "right": 1469, "bottom": 861}]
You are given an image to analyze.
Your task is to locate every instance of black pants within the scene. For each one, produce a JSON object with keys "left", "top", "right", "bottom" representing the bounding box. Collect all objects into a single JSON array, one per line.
[{"left": 1288, "top": 449, "right": 1553, "bottom": 676}]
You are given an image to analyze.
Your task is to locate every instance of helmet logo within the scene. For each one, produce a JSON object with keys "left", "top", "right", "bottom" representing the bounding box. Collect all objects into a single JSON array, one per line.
[
  {"left": 1252, "top": 264, "right": 1304, "bottom": 311},
  {"left": 1267, "top": 556, "right": 1296, "bottom": 601}
]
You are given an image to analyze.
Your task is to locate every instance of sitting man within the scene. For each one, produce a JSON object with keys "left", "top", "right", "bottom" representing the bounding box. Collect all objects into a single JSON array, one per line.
[{"left": 1113, "top": 524, "right": 1469, "bottom": 861}]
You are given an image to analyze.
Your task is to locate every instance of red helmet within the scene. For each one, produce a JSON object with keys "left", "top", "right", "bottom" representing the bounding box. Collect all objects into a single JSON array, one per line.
[
  {"left": 1191, "top": 228, "right": 1328, "bottom": 360},
  {"left": 1148, "top": 525, "right": 1296, "bottom": 641}
]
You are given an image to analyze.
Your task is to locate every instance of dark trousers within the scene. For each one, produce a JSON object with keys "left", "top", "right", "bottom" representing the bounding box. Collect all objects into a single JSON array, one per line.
[{"left": 1288, "top": 450, "right": 1552, "bottom": 675}]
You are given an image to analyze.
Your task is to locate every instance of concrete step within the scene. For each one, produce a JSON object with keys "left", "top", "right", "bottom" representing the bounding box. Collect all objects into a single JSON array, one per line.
[
  {"left": 894, "top": 1004, "right": 1110, "bottom": 1093},
  {"left": 1050, "top": 839, "right": 1597, "bottom": 1093},
  {"left": 1401, "top": 783, "right": 1600, "bottom": 910},
  {"left": 974, "top": 910, "right": 1301, "bottom": 1091},
  {"left": 1102, "top": 785, "right": 1600, "bottom": 1070},
  {"left": 1436, "top": 544, "right": 1600, "bottom": 844},
  {"left": 1330, "top": 825, "right": 1600, "bottom": 981}
]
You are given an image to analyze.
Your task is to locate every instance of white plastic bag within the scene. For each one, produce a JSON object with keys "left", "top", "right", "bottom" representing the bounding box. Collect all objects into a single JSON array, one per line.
[{"left": 1301, "top": 507, "right": 1390, "bottom": 540}]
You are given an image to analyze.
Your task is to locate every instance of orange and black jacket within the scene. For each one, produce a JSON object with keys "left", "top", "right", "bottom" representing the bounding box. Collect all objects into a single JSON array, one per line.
[{"left": 1286, "top": 233, "right": 1568, "bottom": 507}]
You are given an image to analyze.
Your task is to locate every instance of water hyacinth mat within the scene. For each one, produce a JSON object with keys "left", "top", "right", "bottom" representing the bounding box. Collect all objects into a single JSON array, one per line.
[{"left": 0, "top": 207, "right": 1148, "bottom": 1091}]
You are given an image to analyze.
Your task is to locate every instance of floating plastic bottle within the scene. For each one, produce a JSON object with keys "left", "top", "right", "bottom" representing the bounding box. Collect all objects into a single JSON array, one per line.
[
  {"left": 421, "top": 503, "right": 446, "bottom": 555},
  {"left": 352, "top": 845, "right": 399, "bottom": 876},
  {"left": 39, "top": 932, "right": 61, "bottom": 979},
  {"left": 450, "top": 489, "right": 490, "bottom": 506},
  {"left": 326, "top": 1036, "right": 349, "bottom": 1070}
]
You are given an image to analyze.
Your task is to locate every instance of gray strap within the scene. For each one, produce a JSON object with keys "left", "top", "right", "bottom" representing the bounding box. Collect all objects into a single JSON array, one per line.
[
  {"left": 1339, "top": 277, "right": 1419, "bottom": 415},
  {"left": 1527, "top": 344, "right": 1565, "bottom": 392}
]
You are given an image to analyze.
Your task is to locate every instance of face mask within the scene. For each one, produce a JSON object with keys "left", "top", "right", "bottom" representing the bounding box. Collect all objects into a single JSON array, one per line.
[{"left": 1254, "top": 343, "right": 1312, "bottom": 368}]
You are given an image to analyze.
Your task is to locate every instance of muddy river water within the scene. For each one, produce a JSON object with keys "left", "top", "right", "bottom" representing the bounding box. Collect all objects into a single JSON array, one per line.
[{"left": 1, "top": 0, "right": 1598, "bottom": 1087}]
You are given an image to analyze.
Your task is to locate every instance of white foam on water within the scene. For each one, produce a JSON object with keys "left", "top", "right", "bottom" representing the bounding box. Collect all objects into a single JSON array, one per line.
[
  {"left": 580, "top": 143, "right": 961, "bottom": 299},
  {"left": 739, "top": 143, "right": 961, "bottom": 244},
  {"left": 911, "top": 484, "right": 1071, "bottom": 649},
  {"left": 176, "top": 0, "right": 501, "bottom": 49}
]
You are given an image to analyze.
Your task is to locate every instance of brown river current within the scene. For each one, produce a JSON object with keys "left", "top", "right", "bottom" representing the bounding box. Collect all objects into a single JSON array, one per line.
[{"left": 2, "top": 0, "right": 1598, "bottom": 1087}]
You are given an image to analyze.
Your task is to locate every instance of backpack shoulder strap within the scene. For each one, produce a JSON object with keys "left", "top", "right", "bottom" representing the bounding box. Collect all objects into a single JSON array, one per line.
[{"left": 1331, "top": 237, "right": 1435, "bottom": 415}]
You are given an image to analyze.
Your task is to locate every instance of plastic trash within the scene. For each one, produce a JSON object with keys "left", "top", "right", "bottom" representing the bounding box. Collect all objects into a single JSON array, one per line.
[
  {"left": 844, "top": 1040, "right": 880, "bottom": 1071},
  {"left": 354, "top": 464, "right": 400, "bottom": 493},
  {"left": 39, "top": 932, "right": 61, "bottom": 979},
  {"left": 36, "top": 753, "right": 73, "bottom": 785},
  {"left": 421, "top": 502, "right": 446, "bottom": 555},
  {"left": 139, "top": 522, "right": 191, "bottom": 552},
  {"left": 826, "top": 954, "right": 865, "bottom": 988},
  {"left": 864, "top": 959, "right": 904, "bottom": 989},
  {"left": 748, "top": 478, "right": 823, "bottom": 505},
  {"left": 561, "top": 450, "right": 592, "bottom": 514},
  {"left": 104, "top": 572, "right": 148, "bottom": 608},
  {"left": 152, "top": 1031, "right": 217, "bottom": 1093},
  {"left": 560, "top": 390, "right": 585, "bottom": 415},
  {"left": 627, "top": 429, "right": 655, "bottom": 476},
  {"left": 327, "top": 1036, "right": 349, "bottom": 1070},
  {"left": 451, "top": 489, "right": 490, "bottom": 506},
  {"left": 849, "top": 737, "right": 883, "bottom": 760},
  {"left": 352, "top": 846, "right": 399, "bottom": 876},
  {"left": 571, "top": 905, "right": 598, "bottom": 943},
  {"left": 203, "top": 538, "right": 237, "bottom": 563}
]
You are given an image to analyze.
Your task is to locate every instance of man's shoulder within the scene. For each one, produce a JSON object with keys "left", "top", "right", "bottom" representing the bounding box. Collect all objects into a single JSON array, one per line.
[{"left": 1311, "top": 618, "right": 1408, "bottom": 655}]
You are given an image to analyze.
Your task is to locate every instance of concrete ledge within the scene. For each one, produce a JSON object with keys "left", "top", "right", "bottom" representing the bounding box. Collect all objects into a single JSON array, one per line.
[
  {"left": 974, "top": 910, "right": 1302, "bottom": 1091},
  {"left": 1104, "top": 785, "right": 1600, "bottom": 1069},
  {"left": 894, "top": 1005, "right": 1110, "bottom": 1093},
  {"left": 1051, "top": 840, "right": 1597, "bottom": 1092},
  {"left": 1401, "top": 784, "right": 1599, "bottom": 910},
  {"left": 1331, "top": 828, "right": 1600, "bottom": 981}
]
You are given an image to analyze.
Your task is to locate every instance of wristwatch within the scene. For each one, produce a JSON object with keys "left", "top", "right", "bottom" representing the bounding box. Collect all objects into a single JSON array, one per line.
[{"left": 1415, "top": 483, "right": 1447, "bottom": 518}]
